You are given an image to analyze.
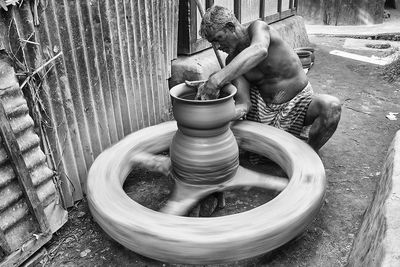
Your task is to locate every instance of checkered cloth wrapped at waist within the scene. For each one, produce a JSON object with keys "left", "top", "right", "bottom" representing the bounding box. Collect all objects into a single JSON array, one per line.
[{"left": 246, "top": 82, "right": 313, "bottom": 139}]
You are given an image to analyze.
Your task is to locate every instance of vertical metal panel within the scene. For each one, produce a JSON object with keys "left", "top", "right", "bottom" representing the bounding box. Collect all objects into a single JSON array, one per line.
[
  {"left": 240, "top": 0, "right": 261, "bottom": 23},
  {"left": 196, "top": 0, "right": 206, "bottom": 39},
  {"left": 32, "top": 0, "right": 178, "bottom": 206},
  {"left": 282, "top": 0, "right": 291, "bottom": 11},
  {"left": 133, "top": 0, "right": 156, "bottom": 127},
  {"left": 265, "top": 0, "right": 279, "bottom": 16},
  {"left": 0, "top": 57, "right": 67, "bottom": 263},
  {"left": 214, "top": 0, "right": 234, "bottom": 9},
  {"left": 36, "top": 0, "right": 88, "bottom": 204}
]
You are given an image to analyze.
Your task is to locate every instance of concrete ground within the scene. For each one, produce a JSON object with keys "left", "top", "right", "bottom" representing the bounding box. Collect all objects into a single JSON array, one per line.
[
  {"left": 306, "top": 7, "right": 400, "bottom": 36},
  {"left": 35, "top": 12, "right": 400, "bottom": 267}
]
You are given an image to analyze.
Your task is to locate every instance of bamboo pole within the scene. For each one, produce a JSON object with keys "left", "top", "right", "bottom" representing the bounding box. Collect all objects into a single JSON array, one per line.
[{"left": 194, "top": 0, "right": 225, "bottom": 69}]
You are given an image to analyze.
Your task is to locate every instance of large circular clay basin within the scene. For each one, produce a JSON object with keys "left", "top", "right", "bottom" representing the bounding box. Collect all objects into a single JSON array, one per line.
[{"left": 86, "top": 120, "right": 326, "bottom": 264}]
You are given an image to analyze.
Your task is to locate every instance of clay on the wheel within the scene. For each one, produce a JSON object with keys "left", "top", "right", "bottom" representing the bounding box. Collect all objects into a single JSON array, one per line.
[{"left": 86, "top": 120, "right": 326, "bottom": 264}]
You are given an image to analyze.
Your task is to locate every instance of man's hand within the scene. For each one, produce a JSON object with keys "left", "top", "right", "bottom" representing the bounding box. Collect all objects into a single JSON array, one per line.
[
  {"left": 185, "top": 75, "right": 220, "bottom": 100},
  {"left": 195, "top": 81, "right": 220, "bottom": 100}
]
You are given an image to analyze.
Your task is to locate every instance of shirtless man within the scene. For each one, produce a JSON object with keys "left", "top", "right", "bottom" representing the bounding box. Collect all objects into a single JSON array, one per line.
[{"left": 194, "top": 5, "right": 341, "bottom": 151}]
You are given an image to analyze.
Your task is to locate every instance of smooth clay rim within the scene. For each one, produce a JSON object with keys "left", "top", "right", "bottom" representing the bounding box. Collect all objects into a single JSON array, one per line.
[{"left": 170, "top": 83, "right": 237, "bottom": 103}]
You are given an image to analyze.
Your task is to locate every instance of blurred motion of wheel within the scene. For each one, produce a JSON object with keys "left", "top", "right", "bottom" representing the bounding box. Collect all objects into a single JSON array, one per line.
[{"left": 86, "top": 120, "right": 326, "bottom": 264}]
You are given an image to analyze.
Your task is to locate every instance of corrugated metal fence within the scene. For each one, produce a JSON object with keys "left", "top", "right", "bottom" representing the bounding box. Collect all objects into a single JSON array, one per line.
[
  {"left": 2, "top": 0, "right": 179, "bottom": 207},
  {"left": 0, "top": 58, "right": 67, "bottom": 266}
]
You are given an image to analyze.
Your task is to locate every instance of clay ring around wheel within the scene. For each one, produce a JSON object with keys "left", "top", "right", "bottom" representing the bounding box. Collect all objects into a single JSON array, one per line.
[{"left": 87, "top": 120, "right": 326, "bottom": 265}]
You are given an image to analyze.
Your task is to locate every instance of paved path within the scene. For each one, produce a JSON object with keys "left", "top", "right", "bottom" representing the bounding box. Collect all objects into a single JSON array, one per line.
[{"left": 305, "top": 9, "right": 400, "bottom": 36}]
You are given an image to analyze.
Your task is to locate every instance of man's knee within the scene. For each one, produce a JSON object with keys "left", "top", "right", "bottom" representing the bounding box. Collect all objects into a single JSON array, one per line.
[
  {"left": 305, "top": 96, "right": 341, "bottom": 150},
  {"left": 323, "top": 97, "right": 341, "bottom": 126},
  {"left": 306, "top": 95, "right": 341, "bottom": 126}
]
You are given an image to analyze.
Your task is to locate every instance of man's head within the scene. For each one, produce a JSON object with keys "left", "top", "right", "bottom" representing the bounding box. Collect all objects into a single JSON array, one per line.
[{"left": 199, "top": 6, "right": 241, "bottom": 54}]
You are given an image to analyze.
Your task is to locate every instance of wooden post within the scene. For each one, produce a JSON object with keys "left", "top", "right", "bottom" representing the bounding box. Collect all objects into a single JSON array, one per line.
[
  {"left": 260, "top": 0, "right": 265, "bottom": 19},
  {"left": 194, "top": 0, "right": 225, "bottom": 68},
  {"left": 234, "top": 0, "right": 241, "bottom": 22},
  {"left": 0, "top": 100, "right": 50, "bottom": 234},
  {"left": 205, "top": 0, "right": 213, "bottom": 9},
  {"left": 278, "top": 0, "right": 283, "bottom": 19}
]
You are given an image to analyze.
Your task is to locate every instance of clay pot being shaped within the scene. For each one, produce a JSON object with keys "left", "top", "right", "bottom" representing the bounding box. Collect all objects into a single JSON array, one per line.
[{"left": 169, "top": 83, "right": 239, "bottom": 185}]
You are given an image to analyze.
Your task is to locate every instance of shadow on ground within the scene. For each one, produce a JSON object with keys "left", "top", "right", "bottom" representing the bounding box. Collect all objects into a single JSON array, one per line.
[{"left": 39, "top": 35, "right": 400, "bottom": 267}]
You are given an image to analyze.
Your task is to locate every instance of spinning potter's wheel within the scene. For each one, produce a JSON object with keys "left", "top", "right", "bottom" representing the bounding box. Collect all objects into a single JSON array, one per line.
[{"left": 86, "top": 83, "right": 326, "bottom": 264}]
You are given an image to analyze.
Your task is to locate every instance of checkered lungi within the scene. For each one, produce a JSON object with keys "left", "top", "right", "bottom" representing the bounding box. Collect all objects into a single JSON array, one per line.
[{"left": 246, "top": 82, "right": 313, "bottom": 139}]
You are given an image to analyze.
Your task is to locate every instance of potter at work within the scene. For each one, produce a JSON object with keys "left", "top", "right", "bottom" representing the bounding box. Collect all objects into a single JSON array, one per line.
[
  {"left": 189, "top": 5, "right": 342, "bottom": 150},
  {"left": 86, "top": 4, "right": 336, "bottom": 265},
  {"left": 2, "top": 0, "right": 397, "bottom": 264}
]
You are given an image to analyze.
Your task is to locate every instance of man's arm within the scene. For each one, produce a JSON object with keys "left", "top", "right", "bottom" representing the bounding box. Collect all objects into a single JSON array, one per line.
[
  {"left": 207, "top": 21, "right": 271, "bottom": 91},
  {"left": 231, "top": 76, "right": 252, "bottom": 120}
]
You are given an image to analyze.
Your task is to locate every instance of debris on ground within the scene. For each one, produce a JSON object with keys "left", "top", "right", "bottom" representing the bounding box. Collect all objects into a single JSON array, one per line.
[
  {"left": 386, "top": 112, "right": 399, "bottom": 120},
  {"left": 80, "top": 249, "right": 91, "bottom": 258}
]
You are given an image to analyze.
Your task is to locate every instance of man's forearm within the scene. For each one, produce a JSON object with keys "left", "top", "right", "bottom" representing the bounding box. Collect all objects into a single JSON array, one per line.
[{"left": 214, "top": 45, "right": 268, "bottom": 87}]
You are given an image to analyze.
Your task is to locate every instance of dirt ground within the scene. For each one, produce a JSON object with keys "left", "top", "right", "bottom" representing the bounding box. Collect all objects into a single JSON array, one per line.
[{"left": 34, "top": 35, "right": 400, "bottom": 267}]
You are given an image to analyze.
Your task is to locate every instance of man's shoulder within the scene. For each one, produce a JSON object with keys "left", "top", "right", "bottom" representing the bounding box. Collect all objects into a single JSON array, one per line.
[
  {"left": 248, "top": 20, "right": 270, "bottom": 31},
  {"left": 247, "top": 20, "right": 272, "bottom": 40}
]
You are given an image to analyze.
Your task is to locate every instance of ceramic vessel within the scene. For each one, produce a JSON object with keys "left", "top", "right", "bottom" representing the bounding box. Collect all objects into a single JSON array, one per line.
[
  {"left": 295, "top": 47, "right": 315, "bottom": 62},
  {"left": 169, "top": 83, "right": 239, "bottom": 185},
  {"left": 295, "top": 50, "right": 312, "bottom": 69}
]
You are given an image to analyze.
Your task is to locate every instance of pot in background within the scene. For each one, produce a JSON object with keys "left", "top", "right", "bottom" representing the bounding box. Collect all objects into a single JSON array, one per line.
[
  {"left": 295, "top": 50, "right": 312, "bottom": 69},
  {"left": 295, "top": 47, "right": 315, "bottom": 63}
]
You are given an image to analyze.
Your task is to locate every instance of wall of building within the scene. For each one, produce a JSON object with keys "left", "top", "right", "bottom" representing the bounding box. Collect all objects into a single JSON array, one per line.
[{"left": 298, "top": 0, "right": 385, "bottom": 25}]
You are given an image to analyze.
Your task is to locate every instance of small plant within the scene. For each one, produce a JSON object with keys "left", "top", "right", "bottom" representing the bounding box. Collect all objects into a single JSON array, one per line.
[
  {"left": 382, "top": 53, "right": 400, "bottom": 83},
  {"left": 365, "top": 43, "right": 391, "bottom": 49}
]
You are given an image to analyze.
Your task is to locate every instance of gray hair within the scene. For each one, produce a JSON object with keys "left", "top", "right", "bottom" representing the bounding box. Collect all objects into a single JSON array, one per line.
[{"left": 199, "top": 6, "right": 239, "bottom": 40}]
